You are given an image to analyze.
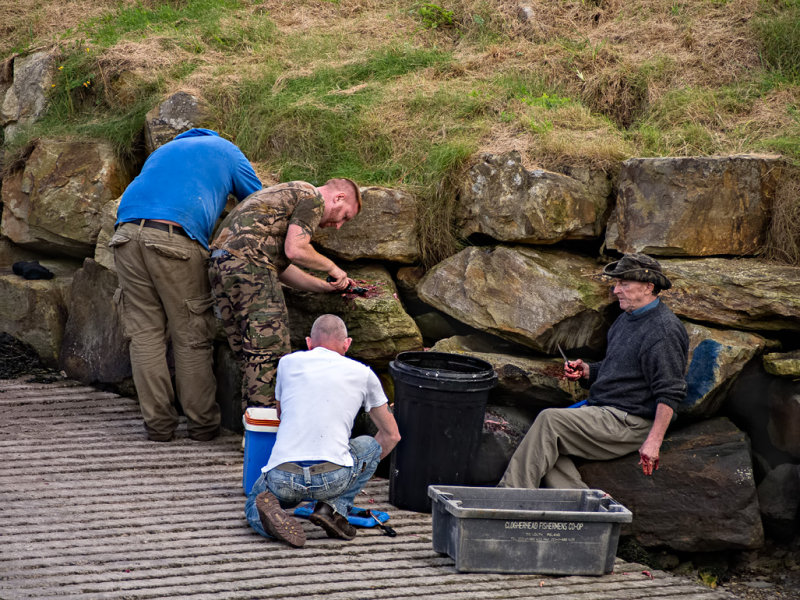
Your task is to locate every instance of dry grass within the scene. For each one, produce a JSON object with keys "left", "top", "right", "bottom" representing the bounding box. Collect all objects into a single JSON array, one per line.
[
  {"left": 763, "top": 164, "right": 800, "bottom": 266},
  {"left": 0, "top": 0, "right": 143, "bottom": 55},
  {"left": 3, "top": 0, "right": 798, "bottom": 265}
]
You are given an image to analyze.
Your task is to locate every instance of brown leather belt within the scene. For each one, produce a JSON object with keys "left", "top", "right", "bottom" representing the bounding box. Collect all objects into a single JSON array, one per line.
[
  {"left": 275, "top": 462, "right": 342, "bottom": 475},
  {"left": 133, "top": 219, "right": 190, "bottom": 238}
]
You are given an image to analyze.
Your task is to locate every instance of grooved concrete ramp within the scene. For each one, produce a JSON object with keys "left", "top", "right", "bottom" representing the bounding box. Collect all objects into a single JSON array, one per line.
[{"left": 0, "top": 377, "right": 733, "bottom": 599}]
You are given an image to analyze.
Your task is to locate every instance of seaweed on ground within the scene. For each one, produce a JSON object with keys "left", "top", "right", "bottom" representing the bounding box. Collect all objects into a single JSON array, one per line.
[{"left": 0, "top": 333, "right": 62, "bottom": 382}]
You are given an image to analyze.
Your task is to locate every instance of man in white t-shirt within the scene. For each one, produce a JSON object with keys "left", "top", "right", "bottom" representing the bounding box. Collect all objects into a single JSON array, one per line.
[{"left": 244, "top": 314, "right": 401, "bottom": 547}]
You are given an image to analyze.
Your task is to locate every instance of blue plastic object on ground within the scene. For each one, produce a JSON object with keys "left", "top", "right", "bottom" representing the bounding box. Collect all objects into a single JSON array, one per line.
[{"left": 293, "top": 501, "right": 390, "bottom": 527}]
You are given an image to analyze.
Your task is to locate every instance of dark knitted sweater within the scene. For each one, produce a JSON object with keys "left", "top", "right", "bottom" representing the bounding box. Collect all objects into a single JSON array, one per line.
[{"left": 586, "top": 301, "right": 689, "bottom": 419}]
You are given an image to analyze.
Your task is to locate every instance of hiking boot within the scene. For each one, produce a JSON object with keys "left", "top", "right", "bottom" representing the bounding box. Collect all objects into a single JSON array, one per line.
[
  {"left": 255, "top": 491, "right": 306, "bottom": 547},
  {"left": 308, "top": 501, "right": 357, "bottom": 540}
]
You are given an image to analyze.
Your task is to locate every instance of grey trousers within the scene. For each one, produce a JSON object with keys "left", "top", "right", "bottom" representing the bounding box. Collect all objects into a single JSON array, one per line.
[
  {"left": 498, "top": 405, "right": 653, "bottom": 489},
  {"left": 111, "top": 222, "right": 220, "bottom": 441}
]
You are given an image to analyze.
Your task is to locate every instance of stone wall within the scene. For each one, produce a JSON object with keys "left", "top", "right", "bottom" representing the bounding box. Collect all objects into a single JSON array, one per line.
[{"left": 1, "top": 60, "right": 798, "bottom": 552}]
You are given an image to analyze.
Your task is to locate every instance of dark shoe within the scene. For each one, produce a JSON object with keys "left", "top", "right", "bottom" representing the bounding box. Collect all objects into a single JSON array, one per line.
[
  {"left": 189, "top": 426, "right": 220, "bottom": 441},
  {"left": 308, "top": 501, "right": 357, "bottom": 540},
  {"left": 147, "top": 432, "right": 175, "bottom": 442},
  {"left": 255, "top": 491, "right": 306, "bottom": 547}
]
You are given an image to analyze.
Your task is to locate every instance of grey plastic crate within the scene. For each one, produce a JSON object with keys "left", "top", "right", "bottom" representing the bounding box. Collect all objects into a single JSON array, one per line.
[{"left": 428, "top": 485, "right": 632, "bottom": 575}]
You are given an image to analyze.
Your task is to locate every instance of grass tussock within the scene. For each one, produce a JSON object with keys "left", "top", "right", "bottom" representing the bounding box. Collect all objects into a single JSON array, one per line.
[
  {"left": 2, "top": 0, "right": 800, "bottom": 263},
  {"left": 763, "top": 164, "right": 800, "bottom": 265}
]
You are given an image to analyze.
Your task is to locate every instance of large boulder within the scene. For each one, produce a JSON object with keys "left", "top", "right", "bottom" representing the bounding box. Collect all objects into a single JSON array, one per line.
[
  {"left": 457, "top": 151, "right": 611, "bottom": 244},
  {"left": 662, "top": 257, "right": 800, "bottom": 331},
  {"left": 606, "top": 155, "right": 782, "bottom": 256},
  {"left": 0, "top": 257, "right": 81, "bottom": 366},
  {"left": 394, "top": 265, "right": 472, "bottom": 344},
  {"left": 1, "top": 139, "right": 129, "bottom": 258},
  {"left": 284, "top": 263, "right": 423, "bottom": 368},
  {"left": 59, "top": 259, "right": 130, "bottom": 387},
  {"left": 1, "top": 51, "right": 55, "bottom": 141},
  {"left": 313, "top": 186, "right": 420, "bottom": 264},
  {"left": 431, "top": 335, "right": 582, "bottom": 410},
  {"left": 681, "top": 322, "right": 773, "bottom": 419},
  {"left": 395, "top": 265, "right": 427, "bottom": 312},
  {"left": 763, "top": 350, "right": 800, "bottom": 378},
  {"left": 725, "top": 361, "right": 799, "bottom": 471},
  {"left": 757, "top": 463, "right": 800, "bottom": 541},
  {"left": 767, "top": 388, "right": 800, "bottom": 460},
  {"left": 0, "top": 56, "right": 12, "bottom": 125},
  {"left": 94, "top": 197, "right": 121, "bottom": 272},
  {"left": 417, "top": 246, "right": 615, "bottom": 354},
  {"left": 144, "top": 91, "right": 212, "bottom": 154},
  {"left": 579, "top": 418, "right": 764, "bottom": 552}
]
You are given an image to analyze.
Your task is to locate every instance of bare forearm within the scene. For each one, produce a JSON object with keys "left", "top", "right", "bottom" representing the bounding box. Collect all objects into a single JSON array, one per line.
[
  {"left": 646, "top": 403, "right": 673, "bottom": 446},
  {"left": 288, "top": 241, "right": 337, "bottom": 272},
  {"left": 369, "top": 404, "right": 401, "bottom": 460},
  {"left": 638, "top": 403, "right": 674, "bottom": 475},
  {"left": 374, "top": 431, "right": 399, "bottom": 460},
  {"left": 278, "top": 264, "right": 331, "bottom": 292}
]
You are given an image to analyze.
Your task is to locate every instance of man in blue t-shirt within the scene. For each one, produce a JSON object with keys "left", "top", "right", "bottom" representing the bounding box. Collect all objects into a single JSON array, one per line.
[
  {"left": 110, "top": 129, "right": 261, "bottom": 442},
  {"left": 499, "top": 253, "right": 689, "bottom": 489}
]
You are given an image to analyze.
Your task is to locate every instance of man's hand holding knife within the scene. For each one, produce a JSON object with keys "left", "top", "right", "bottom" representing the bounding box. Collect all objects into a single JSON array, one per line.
[{"left": 557, "top": 343, "right": 589, "bottom": 381}]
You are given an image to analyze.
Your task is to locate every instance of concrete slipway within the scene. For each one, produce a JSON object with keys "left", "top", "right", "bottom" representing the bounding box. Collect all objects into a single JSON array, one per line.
[{"left": 0, "top": 377, "right": 734, "bottom": 600}]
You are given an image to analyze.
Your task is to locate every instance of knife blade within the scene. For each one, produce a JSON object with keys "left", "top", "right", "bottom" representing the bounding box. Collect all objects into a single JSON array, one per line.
[
  {"left": 556, "top": 343, "right": 569, "bottom": 364},
  {"left": 557, "top": 342, "right": 577, "bottom": 376}
]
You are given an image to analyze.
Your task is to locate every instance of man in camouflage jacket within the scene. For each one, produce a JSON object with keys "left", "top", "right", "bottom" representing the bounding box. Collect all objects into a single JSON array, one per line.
[{"left": 208, "top": 179, "right": 362, "bottom": 409}]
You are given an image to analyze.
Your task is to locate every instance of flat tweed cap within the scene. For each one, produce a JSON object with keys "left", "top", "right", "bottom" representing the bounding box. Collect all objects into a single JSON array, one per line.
[{"left": 602, "top": 253, "right": 671, "bottom": 290}]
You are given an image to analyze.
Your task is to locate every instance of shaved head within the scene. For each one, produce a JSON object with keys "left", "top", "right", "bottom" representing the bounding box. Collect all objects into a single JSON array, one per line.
[
  {"left": 325, "top": 178, "right": 362, "bottom": 212},
  {"left": 309, "top": 314, "right": 348, "bottom": 347}
]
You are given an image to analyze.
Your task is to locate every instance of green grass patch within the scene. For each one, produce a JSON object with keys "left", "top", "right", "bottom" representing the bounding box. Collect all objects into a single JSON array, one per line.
[
  {"left": 757, "top": 103, "right": 800, "bottom": 162},
  {"left": 629, "top": 120, "right": 717, "bottom": 156},
  {"left": 210, "top": 44, "right": 452, "bottom": 178},
  {"left": 753, "top": 1, "right": 800, "bottom": 82},
  {"left": 11, "top": 36, "right": 163, "bottom": 161},
  {"left": 201, "top": 16, "right": 276, "bottom": 52},
  {"left": 492, "top": 72, "right": 554, "bottom": 102},
  {"left": 84, "top": 0, "right": 242, "bottom": 47},
  {"left": 411, "top": 3, "right": 455, "bottom": 29}
]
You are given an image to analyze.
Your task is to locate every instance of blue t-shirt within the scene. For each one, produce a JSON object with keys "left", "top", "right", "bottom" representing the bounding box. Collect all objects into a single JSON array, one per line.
[{"left": 116, "top": 128, "right": 262, "bottom": 249}]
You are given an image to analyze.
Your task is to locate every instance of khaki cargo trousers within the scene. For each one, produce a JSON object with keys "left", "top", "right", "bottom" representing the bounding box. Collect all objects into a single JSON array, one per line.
[
  {"left": 498, "top": 405, "right": 652, "bottom": 489},
  {"left": 111, "top": 222, "right": 220, "bottom": 441}
]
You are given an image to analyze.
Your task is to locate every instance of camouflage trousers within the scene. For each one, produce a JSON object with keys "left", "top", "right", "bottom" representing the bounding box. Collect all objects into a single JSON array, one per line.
[{"left": 208, "top": 252, "right": 290, "bottom": 409}]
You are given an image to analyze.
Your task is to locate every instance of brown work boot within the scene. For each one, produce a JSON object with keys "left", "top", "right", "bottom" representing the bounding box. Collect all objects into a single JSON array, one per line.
[
  {"left": 255, "top": 491, "right": 306, "bottom": 547},
  {"left": 308, "top": 501, "right": 357, "bottom": 540}
]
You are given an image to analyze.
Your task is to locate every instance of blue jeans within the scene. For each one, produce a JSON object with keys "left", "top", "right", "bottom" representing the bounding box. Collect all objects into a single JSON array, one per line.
[{"left": 244, "top": 435, "right": 381, "bottom": 538}]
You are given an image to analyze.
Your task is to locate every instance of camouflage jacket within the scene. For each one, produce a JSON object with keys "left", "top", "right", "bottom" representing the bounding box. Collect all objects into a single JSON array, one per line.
[{"left": 211, "top": 181, "right": 324, "bottom": 272}]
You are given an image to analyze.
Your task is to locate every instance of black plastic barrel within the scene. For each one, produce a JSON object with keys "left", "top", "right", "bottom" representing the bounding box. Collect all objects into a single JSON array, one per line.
[{"left": 388, "top": 351, "right": 498, "bottom": 512}]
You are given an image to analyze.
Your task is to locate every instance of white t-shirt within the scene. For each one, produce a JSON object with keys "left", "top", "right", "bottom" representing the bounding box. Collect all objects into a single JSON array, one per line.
[{"left": 263, "top": 346, "right": 389, "bottom": 472}]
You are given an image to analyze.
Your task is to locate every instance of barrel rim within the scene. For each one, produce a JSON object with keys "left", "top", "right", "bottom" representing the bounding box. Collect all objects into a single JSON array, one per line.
[{"left": 390, "top": 351, "right": 497, "bottom": 383}]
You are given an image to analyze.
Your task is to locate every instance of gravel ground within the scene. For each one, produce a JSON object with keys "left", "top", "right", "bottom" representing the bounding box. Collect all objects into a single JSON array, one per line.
[
  {"left": 722, "top": 543, "right": 800, "bottom": 600},
  {"left": 629, "top": 540, "right": 800, "bottom": 600}
]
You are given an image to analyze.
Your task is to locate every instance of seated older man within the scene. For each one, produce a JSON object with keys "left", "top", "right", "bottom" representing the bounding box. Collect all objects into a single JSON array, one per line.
[{"left": 499, "top": 253, "right": 689, "bottom": 489}]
